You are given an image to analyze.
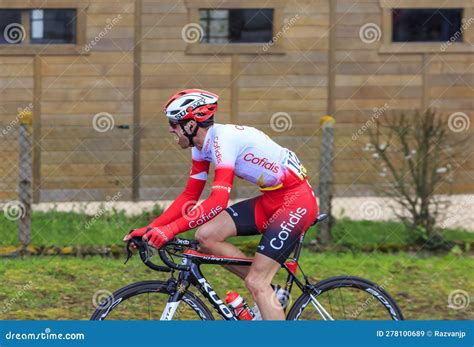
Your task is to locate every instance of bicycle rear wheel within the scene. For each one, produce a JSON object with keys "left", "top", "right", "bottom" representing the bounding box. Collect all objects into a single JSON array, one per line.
[
  {"left": 90, "top": 280, "right": 213, "bottom": 320},
  {"left": 287, "top": 276, "right": 403, "bottom": 320}
]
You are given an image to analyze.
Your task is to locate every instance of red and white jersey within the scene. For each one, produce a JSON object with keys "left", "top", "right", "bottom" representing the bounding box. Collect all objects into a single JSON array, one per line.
[
  {"left": 148, "top": 124, "right": 307, "bottom": 235},
  {"left": 192, "top": 124, "right": 307, "bottom": 189}
]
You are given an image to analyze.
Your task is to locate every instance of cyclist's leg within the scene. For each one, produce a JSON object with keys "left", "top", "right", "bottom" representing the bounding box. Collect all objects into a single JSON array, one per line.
[
  {"left": 256, "top": 180, "right": 318, "bottom": 264},
  {"left": 246, "top": 180, "right": 318, "bottom": 319},
  {"left": 195, "top": 197, "right": 260, "bottom": 279},
  {"left": 245, "top": 253, "right": 283, "bottom": 319}
]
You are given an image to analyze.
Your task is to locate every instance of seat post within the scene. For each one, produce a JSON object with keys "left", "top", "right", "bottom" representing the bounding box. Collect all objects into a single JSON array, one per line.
[
  {"left": 291, "top": 229, "right": 307, "bottom": 261},
  {"left": 282, "top": 229, "right": 307, "bottom": 298}
]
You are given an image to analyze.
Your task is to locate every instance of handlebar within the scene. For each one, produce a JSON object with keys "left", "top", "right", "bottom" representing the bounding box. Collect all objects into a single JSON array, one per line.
[{"left": 125, "top": 237, "right": 198, "bottom": 272}]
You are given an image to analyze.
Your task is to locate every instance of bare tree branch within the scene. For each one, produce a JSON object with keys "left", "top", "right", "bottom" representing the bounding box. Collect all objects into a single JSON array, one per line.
[{"left": 366, "top": 109, "right": 466, "bottom": 246}]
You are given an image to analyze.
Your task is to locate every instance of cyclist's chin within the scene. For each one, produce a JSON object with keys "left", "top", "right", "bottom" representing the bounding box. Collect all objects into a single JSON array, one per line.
[{"left": 177, "top": 137, "right": 190, "bottom": 149}]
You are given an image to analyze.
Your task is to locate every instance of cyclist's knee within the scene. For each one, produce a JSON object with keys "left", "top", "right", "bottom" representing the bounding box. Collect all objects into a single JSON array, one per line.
[
  {"left": 195, "top": 211, "right": 236, "bottom": 251},
  {"left": 195, "top": 223, "right": 221, "bottom": 249}
]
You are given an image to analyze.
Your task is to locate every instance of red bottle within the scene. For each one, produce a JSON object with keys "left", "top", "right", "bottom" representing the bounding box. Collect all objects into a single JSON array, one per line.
[{"left": 225, "top": 291, "right": 255, "bottom": 320}]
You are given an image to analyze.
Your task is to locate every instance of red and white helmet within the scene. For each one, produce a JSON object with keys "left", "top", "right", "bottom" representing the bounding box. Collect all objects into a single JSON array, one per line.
[{"left": 164, "top": 89, "right": 219, "bottom": 123}]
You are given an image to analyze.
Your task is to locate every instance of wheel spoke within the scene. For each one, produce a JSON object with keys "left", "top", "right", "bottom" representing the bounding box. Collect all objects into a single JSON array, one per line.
[
  {"left": 148, "top": 293, "right": 151, "bottom": 320},
  {"left": 339, "top": 288, "right": 346, "bottom": 320},
  {"left": 327, "top": 290, "right": 334, "bottom": 318}
]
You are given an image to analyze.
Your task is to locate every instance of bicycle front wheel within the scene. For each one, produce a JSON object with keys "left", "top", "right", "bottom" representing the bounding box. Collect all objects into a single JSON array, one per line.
[
  {"left": 90, "top": 280, "right": 214, "bottom": 320},
  {"left": 287, "top": 276, "right": 404, "bottom": 320}
]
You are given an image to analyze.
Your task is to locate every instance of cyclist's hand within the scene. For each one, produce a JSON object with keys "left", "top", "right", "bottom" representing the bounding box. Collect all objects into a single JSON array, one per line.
[
  {"left": 143, "top": 226, "right": 174, "bottom": 249},
  {"left": 123, "top": 226, "right": 150, "bottom": 244}
]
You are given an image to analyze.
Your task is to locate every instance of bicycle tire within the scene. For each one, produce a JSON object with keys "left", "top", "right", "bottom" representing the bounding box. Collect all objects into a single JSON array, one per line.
[
  {"left": 90, "top": 280, "right": 214, "bottom": 320},
  {"left": 286, "top": 276, "right": 404, "bottom": 320}
]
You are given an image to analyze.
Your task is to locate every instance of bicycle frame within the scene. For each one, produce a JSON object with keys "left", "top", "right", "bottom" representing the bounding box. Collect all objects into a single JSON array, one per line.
[
  {"left": 160, "top": 231, "right": 313, "bottom": 320},
  {"left": 126, "top": 213, "right": 331, "bottom": 320}
]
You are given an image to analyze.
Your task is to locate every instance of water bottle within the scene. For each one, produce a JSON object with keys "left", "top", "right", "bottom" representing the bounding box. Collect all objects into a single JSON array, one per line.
[{"left": 225, "top": 291, "right": 254, "bottom": 320}]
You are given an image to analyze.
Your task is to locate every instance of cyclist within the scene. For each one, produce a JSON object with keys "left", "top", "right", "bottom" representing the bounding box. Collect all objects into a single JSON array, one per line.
[{"left": 124, "top": 89, "right": 318, "bottom": 320}]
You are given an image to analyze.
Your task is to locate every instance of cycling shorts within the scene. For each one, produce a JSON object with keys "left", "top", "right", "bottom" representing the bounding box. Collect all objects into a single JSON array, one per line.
[{"left": 226, "top": 179, "right": 318, "bottom": 264}]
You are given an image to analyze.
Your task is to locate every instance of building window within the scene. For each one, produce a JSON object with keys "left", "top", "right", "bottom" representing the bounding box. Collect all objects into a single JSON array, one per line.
[
  {"left": 30, "top": 9, "right": 76, "bottom": 44},
  {"left": 199, "top": 9, "right": 273, "bottom": 44},
  {"left": 185, "top": 0, "right": 284, "bottom": 55},
  {"left": 379, "top": 0, "right": 472, "bottom": 54},
  {"left": 392, "top": 8, "right": 463, "bottom": 42},
  {"left": 0, "top": 8, "right": 76, "bottom": 45}
]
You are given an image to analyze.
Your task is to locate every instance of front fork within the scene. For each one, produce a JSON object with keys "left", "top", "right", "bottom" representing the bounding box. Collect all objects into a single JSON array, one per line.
[{"left": 160, "top": 260, "right": 193, "bottom": 320}]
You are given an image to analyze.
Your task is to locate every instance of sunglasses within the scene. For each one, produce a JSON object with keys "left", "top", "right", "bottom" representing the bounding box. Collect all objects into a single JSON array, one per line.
[{"left": 168, "top": 120, "right": 180, "bottom": 129}]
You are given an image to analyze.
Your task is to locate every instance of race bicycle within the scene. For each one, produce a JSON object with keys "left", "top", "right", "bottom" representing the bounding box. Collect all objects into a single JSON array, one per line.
[{"left": 90, "top": 214, "right": 404, "bottom": 320}]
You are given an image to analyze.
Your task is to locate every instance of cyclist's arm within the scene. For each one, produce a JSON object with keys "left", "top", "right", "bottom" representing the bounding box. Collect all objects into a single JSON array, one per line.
[
  {"left": 163, "top": 131, "right": 238, "bottom": 235},
  {"left": 147, "top": 159, "right": 210, "bottom": 228},
  {"left": 164, "top": 166, "right": 234, "bottom": 234}
]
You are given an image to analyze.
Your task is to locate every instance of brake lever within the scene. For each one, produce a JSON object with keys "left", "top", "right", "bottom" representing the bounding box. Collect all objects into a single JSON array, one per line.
[
  {"left": 124, "top": 237, "right": 152, "bottom": 264},
  {"left": 124, "top": 239, "right": 134, "bottom": 264}
]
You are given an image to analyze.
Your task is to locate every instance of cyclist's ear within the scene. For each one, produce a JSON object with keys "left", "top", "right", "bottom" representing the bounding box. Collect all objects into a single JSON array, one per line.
[{"left": 184, "top": 120, "right": 196, "bottom": 134}]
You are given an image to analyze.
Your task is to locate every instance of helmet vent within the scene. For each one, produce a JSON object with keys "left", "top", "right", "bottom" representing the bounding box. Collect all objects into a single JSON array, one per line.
[{"left": 180, "top": 99, "right": 194, "bottom": 107}]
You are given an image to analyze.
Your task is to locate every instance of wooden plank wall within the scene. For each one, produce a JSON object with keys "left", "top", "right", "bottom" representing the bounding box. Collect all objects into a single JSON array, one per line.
[
  {"left": 425, "top": 53, "right": 474, "bottom": 194},
  {"left": 332, "top": 0, "right": 473, "bottom": 196},
  {"left": 0, "top": 0, "right": 472, "bottom": 202},
  {"left": 235, "top": 0, "right": 328, "bottom": 198},
  {"left": 138, "top": 0, "right": 232, "bottom": 200},
  {"left": 0, "top": 56, "right": 33, "bottom": 200},
  {"left": 138, "top": 0, "right": 328, "bottom": 200},
  {"left": 38, "top": 0, "right": 136, "bottom": 201}
]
